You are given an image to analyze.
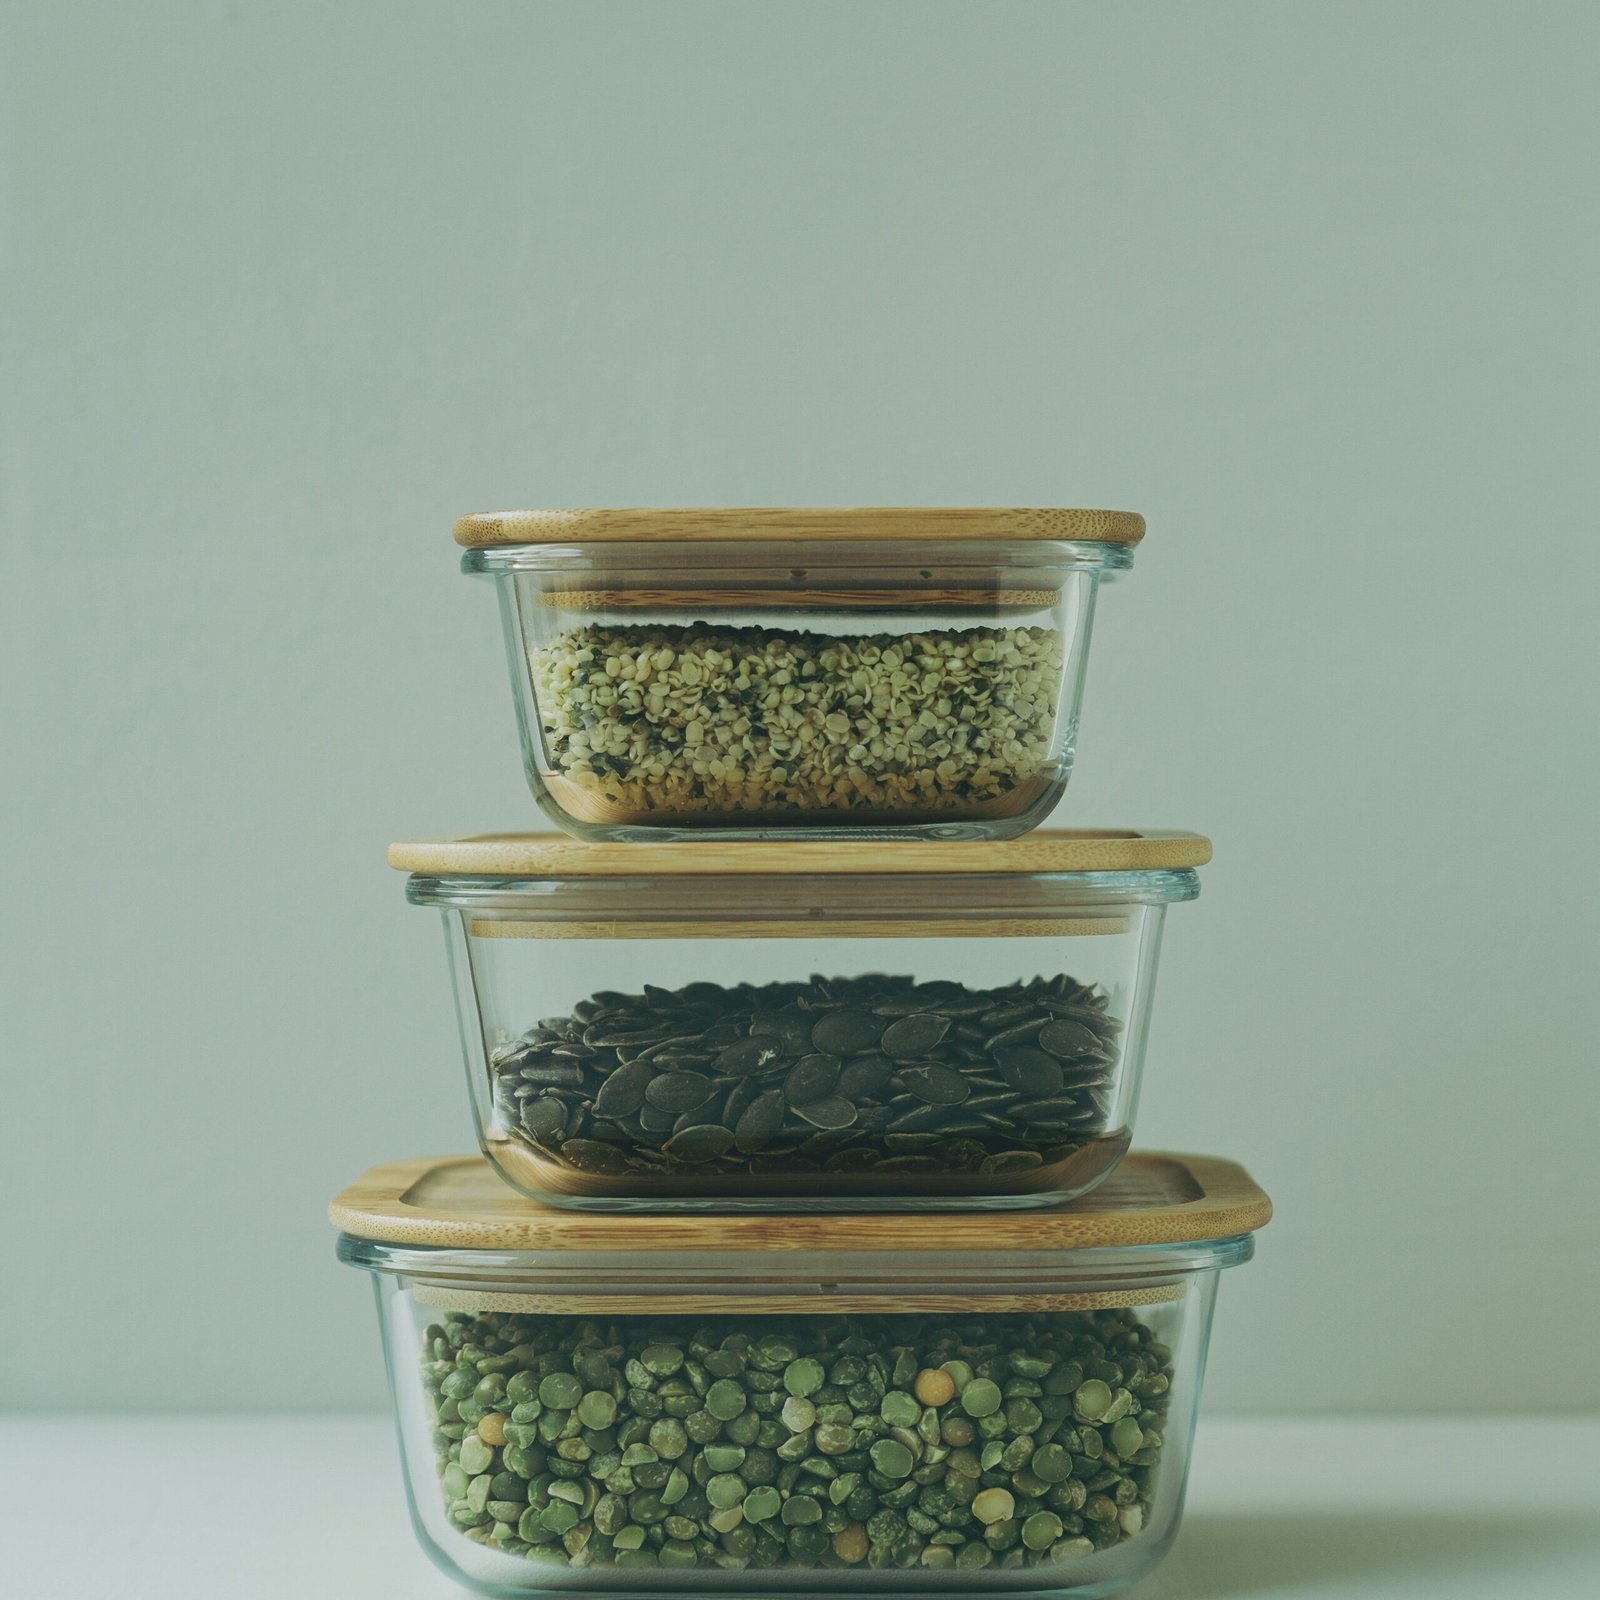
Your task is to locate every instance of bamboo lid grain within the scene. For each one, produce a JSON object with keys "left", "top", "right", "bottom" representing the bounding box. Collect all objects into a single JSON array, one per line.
[
  {"left": 330, "top": 1152, "right": 1270, "bottom": 1255},
  {"left": 454, "top": 508, "right": 1146, "bottom": 549},
  {"left": 388, "top": 829, "right": 1211, "bottom": 878}
]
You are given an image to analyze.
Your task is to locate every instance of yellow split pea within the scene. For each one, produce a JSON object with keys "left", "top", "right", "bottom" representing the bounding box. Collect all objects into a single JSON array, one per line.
[
  {"left": 914, "top": 1368, "right": 957, "bottom": 1407},
  {"left": 832, "top": 1524, "right": 869, "bottom": 1563}
]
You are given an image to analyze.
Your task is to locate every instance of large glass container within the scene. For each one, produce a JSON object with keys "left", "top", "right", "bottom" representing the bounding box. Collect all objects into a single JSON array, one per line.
[
  {"left": 390, "top": 831, "right": 1210, "bottom": 1212},
  {"left": 332, "top": 1151, "right": 1270, "bottom": 1599},
  {"left": 455, "top": 508, "right": 1144, "bottom": 842}
]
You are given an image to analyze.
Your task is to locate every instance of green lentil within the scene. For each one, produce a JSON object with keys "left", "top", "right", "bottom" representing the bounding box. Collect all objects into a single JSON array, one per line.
[
  {"left": 1111, "top": 1416, "right": 1145, "bottom": 1459},
  {"left": 705, "top": 1379, "right": 747, "bottom": 1421},
  {"left": 421, "top": 1307, "right": 1171, "bottom": 1572},
  {"left": 640, "top": 1345, "right": 684, "bottom": 1377},
  {"left": 707, "top": 1474, "right": 747, "bottom": 1509},
  {"left": 813, "top": 1420, "right": 856, "bottom": 1454},
  {"left": 784, "top": 1358, "right": 825, "bottom": 1398},
  {"left": 648, "top": 1419, "right": 687, "bottom": 1459},
  {"left": 743, "top": 1485, "right": 782, "bottom": 1522},
  {"left": 881, "top": 1391, "right": 922, "bottom": 1427},
  {"left": 973, "top": 1487, "right": 1015, "bottom": 1524},
  {"left": 1023, "top": 1510, "right": 1064, "bottom": 1550},
  {"left": 1074, "top": 1379, "right": 1113, "bottom": 1422},
  {"left": 538, "top": 1373, "right": 582, "bottom": 1412},
  {"left": 781, "top": 1396, "right": 817, "bottom": 1433},
  {"left": 781, "top": 1494, "right": 822, "bottom": 1526},
  {"left": 961, "top": 1377, "right": 1002, "bottom": 1417},
  {"left": 540, "top": 1500, "right": 579, "bottom": 1535},
  {"left": 576, "top": 1391, "right": 617, "bottom": 1429}
]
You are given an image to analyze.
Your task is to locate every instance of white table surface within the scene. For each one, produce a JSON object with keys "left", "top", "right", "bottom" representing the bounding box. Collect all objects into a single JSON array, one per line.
[{"left": 2, "top": 1416, "right": 1595, "bottom": 1598}]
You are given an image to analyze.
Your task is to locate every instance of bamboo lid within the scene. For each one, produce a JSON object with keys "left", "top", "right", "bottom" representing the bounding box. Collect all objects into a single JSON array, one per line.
[
  {"left": 388, "top": 828, "right": 1211, "bottom": 878},
  {"left": 454, "top": 508, "right": 1146, "bottom": 549},
  {"left": 330, "top": 1151, "right": 1270, "bottom": 1254}
]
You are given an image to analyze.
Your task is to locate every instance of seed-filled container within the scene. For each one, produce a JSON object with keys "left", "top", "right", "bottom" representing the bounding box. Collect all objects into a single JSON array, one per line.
[
  {"left": 390, "top": 830, "right": 1209, "bottom": 1211},
  {"left": 455, "top": 508, "right": 1144, "bottom": 841},
  {"left": 333, "top": 1151, "right": 1269, "bottom": 1598}
]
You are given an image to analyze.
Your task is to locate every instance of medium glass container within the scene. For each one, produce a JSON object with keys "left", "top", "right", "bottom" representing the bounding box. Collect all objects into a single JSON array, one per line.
[
  {"left": 455, "top": 508, "right": 1144, "bottom": 842},
  {"left": 390, "top": 830, "right": 1210, "bottom": 1212},
  {"left": 332, "top": 1151, "right": 1270, "bottom": 1599}
]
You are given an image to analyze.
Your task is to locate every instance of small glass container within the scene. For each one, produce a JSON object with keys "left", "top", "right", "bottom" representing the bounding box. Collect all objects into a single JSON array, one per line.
[
  {"left": 455, "top": 508, "right": 1144, "bottom": 841},
  {"left": 333, "top": 1150, "right": 1271, "bottom": 1599},
  {"left": 390, "top": 829, "right": 1209, "bottom": 1211}
]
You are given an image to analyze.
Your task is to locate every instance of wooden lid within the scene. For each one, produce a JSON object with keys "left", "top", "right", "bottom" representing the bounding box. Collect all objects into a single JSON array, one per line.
[
  {"left": 454, "top": 508, "right": 1146, "bottom": 549},
  {"left": 330, "top": 1151, "right": 1270, "bottom": 1254},
  {"left": 388, "top": 828, "right": 1211, "bottom": 877}
]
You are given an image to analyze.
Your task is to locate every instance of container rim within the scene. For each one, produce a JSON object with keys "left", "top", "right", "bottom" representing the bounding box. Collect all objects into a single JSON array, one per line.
[
  {"left": 337, "top": 1231, "right": 1256, "bottom": 1295},
  {"left": 402, "top": 869, "right": 1201, "bottom": 921},
  {"left": 461, "top": 537, "right": 1136, "bottom": 580},
  {"left": 454, "top": 508, "right": 1146, "bottom": 549}
]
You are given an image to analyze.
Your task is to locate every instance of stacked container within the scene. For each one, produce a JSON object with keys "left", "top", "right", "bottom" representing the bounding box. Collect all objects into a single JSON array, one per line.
[{"left": 333, "top": 508, "right": 1271, "bottom": 1597}]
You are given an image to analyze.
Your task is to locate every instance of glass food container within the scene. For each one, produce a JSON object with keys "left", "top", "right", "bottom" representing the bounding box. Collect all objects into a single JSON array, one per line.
[
  {"left": 455, "top": 508, "right": 1144, "bottom": 842},
  {"left": 389, "top": 830, "right": 1209, "bottom": 1212},
  {"left": 332, "top": 1150, "right": 1270, "bottom": 1599}
]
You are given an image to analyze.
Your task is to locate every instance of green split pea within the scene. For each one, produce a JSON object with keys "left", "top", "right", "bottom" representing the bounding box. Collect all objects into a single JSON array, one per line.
[{"left": 421, "top": 1306, "right": 1172, "bottom": 1572}]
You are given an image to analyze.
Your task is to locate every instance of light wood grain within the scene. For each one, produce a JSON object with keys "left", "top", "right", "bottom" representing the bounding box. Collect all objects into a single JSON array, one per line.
[
  {"left": 455, "top": 507, "right": 1146, "bottom": 548},
  {"left": 466, "top": 915, "right": 1134, "bottom": 940},
  {"left": 409, "top": 1284, "right": 1186, "bottom": 1315},
  {"left": 329, "top": 1151, "right": 1272, "bottom": 1253},
  {"left": 537, "top": 587, "right": 1062, "bottom": 611},
  {"left": 388, "top": 828, "right": 1212, "bottom": 877}
]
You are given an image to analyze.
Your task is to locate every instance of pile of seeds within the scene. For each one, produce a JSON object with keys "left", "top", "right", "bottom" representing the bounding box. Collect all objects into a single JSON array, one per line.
[
  {"left": 424, "top": 1307, "right": 1171, "bottom": 1571},
  {"left": 530, "top": 621, "right": 1062, "bottom": 816},
  {"left": 492, "top": 973, "right": 1120, "bottom": 1188}
]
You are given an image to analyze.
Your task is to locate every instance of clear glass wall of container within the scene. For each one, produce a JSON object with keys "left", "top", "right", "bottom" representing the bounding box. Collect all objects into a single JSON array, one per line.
[
  {"left": 392, "top": 832, "right": 1208, "bottom": 1212},
  {"left": 333, "top": 1152, "right": 1269, "bottom": 1600},
  {"left": 455, "top": 510, "right": 1144, "bottom": 842}
]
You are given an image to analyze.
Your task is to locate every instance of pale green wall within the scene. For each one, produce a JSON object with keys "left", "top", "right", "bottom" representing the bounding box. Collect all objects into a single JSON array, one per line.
[{"left": 4, "top": 0, "right": 1597, "bottom": 1412}]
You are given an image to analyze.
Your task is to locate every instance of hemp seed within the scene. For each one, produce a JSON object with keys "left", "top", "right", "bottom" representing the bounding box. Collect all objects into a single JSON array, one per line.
[{"left": 531, "top": 621, "right": 1063, "bottom": 819}]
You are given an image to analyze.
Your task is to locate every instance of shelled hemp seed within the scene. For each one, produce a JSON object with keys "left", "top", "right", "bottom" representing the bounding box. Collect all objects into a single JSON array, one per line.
[
  {"left": 530, "top": 622, "right": 1063, "bottom": 815},
  {"left": 424, "top": 1309, "right": 1171, "bottom": 1571}
]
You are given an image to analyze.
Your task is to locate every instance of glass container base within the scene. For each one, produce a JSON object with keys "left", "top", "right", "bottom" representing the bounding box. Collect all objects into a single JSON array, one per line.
[{"left": 484, "top": 1129, "right": 1131, "bottom": 1213}]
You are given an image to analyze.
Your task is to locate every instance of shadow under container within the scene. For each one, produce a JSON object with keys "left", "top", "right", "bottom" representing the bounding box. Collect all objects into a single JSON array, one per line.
[
  {"left": 389, "top": 830, "right": 1210, "bottom": 1212},
  {"left": 332, "top": 1150, "right": 1271, "bottom": 1600},
  {"left": 454, "top": 508, "right": 1145, "bottom": 842}
]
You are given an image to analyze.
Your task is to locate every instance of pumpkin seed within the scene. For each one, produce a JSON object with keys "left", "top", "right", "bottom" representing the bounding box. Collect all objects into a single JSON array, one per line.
[
  {"left": 1038, "top": 1018, "right": 1107, "bottom": 1059},
  {"left": 900, "top": 1064, "right": 971, "bottom": 1105},
  {"left": 662, "top": 1124, "right": 735, "bottom": 1163},
  {"left": 714, "top": 1037, "right": 784, "bottom": 1076},
  {"left": 793, "top": 1096, "right": 857, "bottom": 1130},
  {"left": 491, "top": 973, "right": 1121, "bottom": 1190},
  {"left": 783, "top": 1053, "right": 842, "bottom": 1105},
  {"left": 644, "top": 1072, "right": 716, "bottom": 1113},
  {"left": 881, "top": 1013, "right": 951, "bottom": 1059},
  {"left": 732, "top": 1090, "right": 786, "bottom": 1154},
  {"left": 809, "top": 1007, "right": 884, "bottom": 1055},
  {"left": 995, "top": 1046, "right": 1065, "bottom": 1096}
]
